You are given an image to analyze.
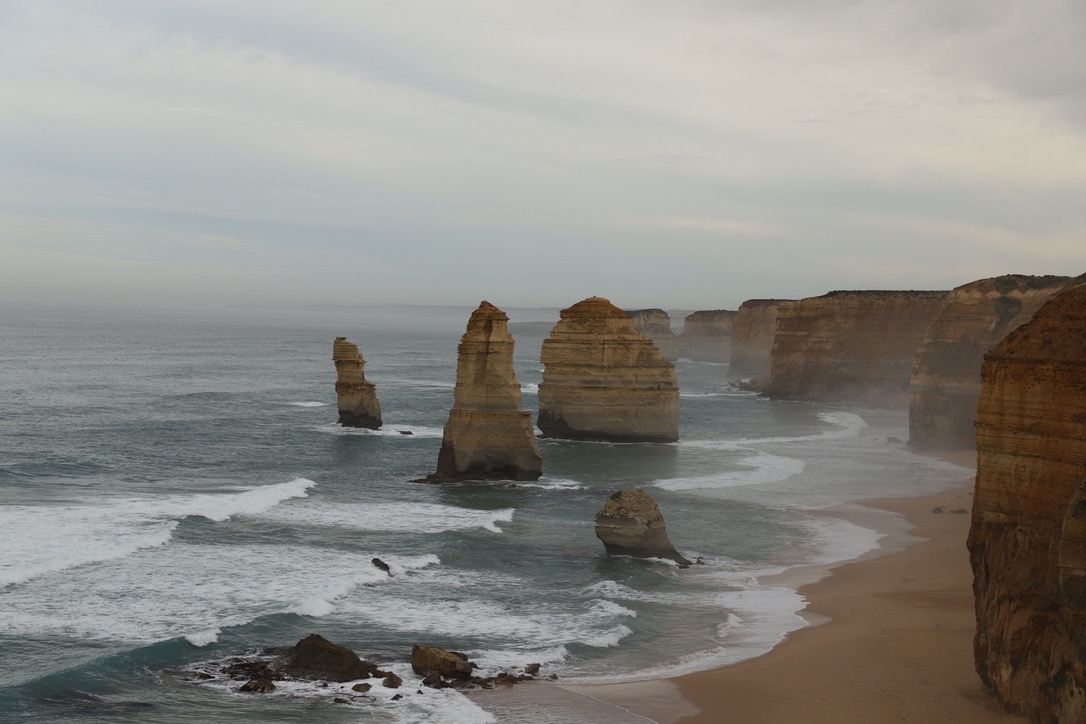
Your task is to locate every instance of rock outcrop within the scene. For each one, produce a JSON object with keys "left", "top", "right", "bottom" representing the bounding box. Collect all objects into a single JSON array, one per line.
[
  {"left": 627, "top": 309, "right": 679, "bottom": 360},
  {"left": 410, "top": 644, "right": 474, "bottom": 680},
  {"left": 968, "top": 280, "right": 1086, "bottom": 722},
  {"left": 537, "top": 297, "right": 679, "bottom": 443},
  {"left": 728, "top": 299, "right": 790, "bottom": 381},
  {"left": 909, "top": 275, "right": 1074, "bottom": 450},
  {"left": 678, "top": 310, "right": 738, "bottom": 363},
  {"left": 760, "top": 290, "right": 948, "bottom": 406},
  {"left": 274, "top": 634, "right": 378, "bottom": 682},
  {"left": 595, "top": 489, "right": 690, "bottom": 565},
  {"left": 431, "top": 301, "right": 542, "bottom": 481},
  {"left": 333, "top": 337, "right": 382, "bottom": 429}
]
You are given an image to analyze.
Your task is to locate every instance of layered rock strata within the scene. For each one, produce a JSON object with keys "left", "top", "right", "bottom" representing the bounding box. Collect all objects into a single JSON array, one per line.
[
  {"left": 728, "top": 299, "right": 790, "bottom": 381},
  {"left": 678, "top": 310, "right": 738, "bottom": 363},
  {"left": 760, "top": 290, "right": 948, "bottom": 406},
  {"left": 432, "top": 301, "right": 542, "bottom": 481},
  {"left": 595, "top": 489, "right": 690, "bottom": 565},
  {"left": 627, "top": 308, "right": 679, "bottom": 360},
  {"left": 909, "top": 275, "right": 1073, "bottom": 450},
  {"left": 333, "top": 337, "right": 382, "bottom": 428},
  {"left": 968, "top": 281, "right": 1086, "bottom": 722},
  {"left": 537, "top": 297, "right": 679, "bottom": 443}
]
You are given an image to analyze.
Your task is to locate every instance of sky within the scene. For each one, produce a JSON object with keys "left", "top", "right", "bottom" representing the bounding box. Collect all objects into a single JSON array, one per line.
[{"left": 1, "top": 0, "right": 1084, "bottom": 312}]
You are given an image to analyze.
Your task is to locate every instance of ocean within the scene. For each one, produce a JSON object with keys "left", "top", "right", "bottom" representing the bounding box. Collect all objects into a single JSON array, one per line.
[{"left": 0, "top": 304, "right": 973, "bottom": 723}]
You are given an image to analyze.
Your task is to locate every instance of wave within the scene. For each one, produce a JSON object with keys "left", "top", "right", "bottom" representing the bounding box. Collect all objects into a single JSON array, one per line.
[
  {"left": 521, "top": 383, "right": 539, "bottom": 395},
  {"left": 257, "top": 502, "right": 514, "bottom": 534},
  {"left": 284, "top": 401, "right": 329, "bottom": 407},
  {"left": 652, "top": 453, "right": 806, "bottom": 492},
  {"left": 315, "top": 423, "right": 445, "bottom": 438},
  {"left": 682, "top": 411, "right": 867, "bottom": 450}
]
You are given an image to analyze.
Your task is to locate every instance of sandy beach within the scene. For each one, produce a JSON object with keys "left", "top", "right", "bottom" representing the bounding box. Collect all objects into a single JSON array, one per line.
[{"left": 564, "top": 454, "right": 1028, "bottom": 723}]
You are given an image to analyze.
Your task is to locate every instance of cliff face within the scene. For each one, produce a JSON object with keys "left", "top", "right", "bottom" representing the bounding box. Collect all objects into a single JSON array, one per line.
[
  {"left": 433, "top": 301, "right": 542, "bottom": 481},
  {"left": 760, "top": 290, "right": 948, "bottom": 406},
  {"left": 728, "top": 299, "right": 789, "bottom": 381},
  {"left": 627, "top": 309, "right": 679, "bottom": 360},
  {"left": 968, "top": 281, "right": 1086, "bottom": 722},
  {"left": 333, "top": 337, "right": 382, "bottom": 428},
  {"left": 678, "top": 310, "right": 737, "bottom": 363},
  {"left": 538, "top": 297, "right": 679, "bottom": 442},
  {"left": 909, "top": 275, "right": 1074, "bottom": 450}
]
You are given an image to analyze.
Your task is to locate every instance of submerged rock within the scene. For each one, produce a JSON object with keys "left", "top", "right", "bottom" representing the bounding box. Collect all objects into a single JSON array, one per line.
[
  {"left": 333, "top": 337, "right": 382, "bottom": 429},
  {"left": 595, "top": 488, "right": 690, "bottom": 565},
  {"left": 273, "top": 634, "right": 377, "bottom": 683}
]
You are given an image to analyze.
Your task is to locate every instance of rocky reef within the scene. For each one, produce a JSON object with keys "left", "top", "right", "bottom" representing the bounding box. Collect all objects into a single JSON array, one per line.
[
  {"left": 678, "top": 310, "right": 737, "bottom": 363},
  {"left": 431, "top": 301, "right": 542, "bottom": 481},
  {"left": 909, "top": 275, "right": 1074, "bottom": 450},
  {"left": 595, "top": 489, "right": 690, "bottom": 565},
  {"left": 968, "top": 281, "right": 1086, "bottom": 722},
  {"left": 333, "top": 337, "right": 382, "bottom": 428},
  {"left": 760, "top": 290, "right": 948, "bottom": 406},
  {"left": 728, "top": 299, "right": 790, "bottom": 381},
  {"left": 627, "top": 308, "right": 679, "bottom": 360},
  {"left": 537, "top": 297, "right": 679, "bottom": 443}
]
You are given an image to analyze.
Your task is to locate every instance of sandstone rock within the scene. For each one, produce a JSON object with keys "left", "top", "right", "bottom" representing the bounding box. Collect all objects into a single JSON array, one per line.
[
  {"left": 728, "top": 299, "right": 790, "bottom": 381},
  {"left": 908, "top": 274, "right": 1074, "bottom": 450},
  {"left": 431, "top": 301, "right": 543, "bottom": 481},
  {"left": 627, "top": 309, "right": 679, "bottom": 360},
  {"left": 333, "top": 337, "right": 382, "bottom": 429},
  {"left": 410, "top": 644, "right": 474, "bottom": 680},
  {"left": 678, "top": 310, "right": 738, "bottom": 363},
  {"left": 538, "top": 297, "right": 679, "bottom": 443},
  {"left": 351, "top": 683, "right": 371, "bottom": 693},
  {"left": 968, "top": 279, "right": 1086, "bottom": 722},
  {"left": 382, "top": 673, "right": 403, "bottom": 689},
  {"left": 239, "top": 679, "right": 276, "bottom": 693},
  {"left": 761, "top": 290, "right": 948, "bottom": 406},
  {"left": 274, "top": 634, "right": 377, "bottom": 682},
  {"left": 595, "top": 488, "right": 690, "bottom": 565}
]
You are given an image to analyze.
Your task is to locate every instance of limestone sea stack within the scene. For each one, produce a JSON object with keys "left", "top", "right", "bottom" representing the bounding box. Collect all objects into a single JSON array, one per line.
[
  {"left": 968, "top": 280, "right": 1086, "bottom": 722},
  {"left": 431, "top": 301, "right": 542, "bottom": 481},
  {"left": 678, "top": 310, "right": 738, "bottom": 363},
  {"left": 333, "top": 337, "right": 382, "bottom": 429},
  {"left": 760, "top": 290, "right": 948, "bottom": 406},
  {"left": 728, "top": 299, "right": 790, "bottom": 381},
  {"left": 537, "top": 297, "right": 679, "bottom": 443},
  {"left": 595, "top": 489, "right": 690, "bottom": 565},
  {"left": 626, "top": 309, "right": 679, "bottom": 360},
  {"left": 909, "top": 274, "right": 1074, "bottom": 450}
]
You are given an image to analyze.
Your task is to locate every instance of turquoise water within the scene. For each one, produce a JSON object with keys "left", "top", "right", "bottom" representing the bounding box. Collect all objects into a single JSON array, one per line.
[{"left": 0, "top": 304, "right": 972, "bottom": 722}]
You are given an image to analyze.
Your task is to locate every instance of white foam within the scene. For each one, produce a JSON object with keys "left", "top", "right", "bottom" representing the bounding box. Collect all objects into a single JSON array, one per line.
[
  {"left": 653, "top": 452, "right": 805, "bottom": 492},
  {"left": 284, "top": 401, "right": 329, "bottom": 407},
  {"left": 682, "top": 411, "right": 867, "bottom": 450},
  {"left": 510, "top": 478, "right": 587, "bottom": 491},
  {"left": 258, "top": 502, "right": 514, "bottom": 534},
  {"left": 185, "top": 628, "right": 221, "bottom": 647},
  {"left": 316, "top": 423, "right": 445, "bottom": 438},
  {"left": 521, "top": 383, "right": 539, "bottom": 395}
]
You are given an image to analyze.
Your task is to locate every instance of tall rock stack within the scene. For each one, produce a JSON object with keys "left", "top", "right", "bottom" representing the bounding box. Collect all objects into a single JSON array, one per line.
[
  {"left": 538, "top": 297, "right": 679, "bottom": 443},
  {"left": 678, "top": 310, "right": 737, "bottom": 363},
  {"left": 909, "top": 274, "right": 1073, "bottom": 450},
  {"left": 432, "top": 301, "right": 542, "bottom": 481},
  {"left": 728, "top": 299, "right": 789, "bottom": 381},
  {"left": 968, "top": 280, "right": 1086, "bottom": 723},
  {"left": 333, "top": 337, "right": 382, "bottom": 429},
  {"left": 627, "top": 308, "right": 679, "bottom": 360}
]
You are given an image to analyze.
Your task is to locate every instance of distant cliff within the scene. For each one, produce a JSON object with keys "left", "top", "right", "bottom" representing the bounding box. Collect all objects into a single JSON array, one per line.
[
  {"left": 627, "top": 309, "right": 679, "bottom": 360},
  {"left": 728, "top": 299, "right": 790, "bottom": 381},
  {"left": 678, "top": 310, "right": 737, "bottom": 363},
  {"left": 968, "top": 280, "right": 1086, "bottom": 722},
  {"left": 761, "top": 290, "right": 948, "bottom": 406},
  {"left": 909, "top": 275, "right": 1074, "bottom": 450}
]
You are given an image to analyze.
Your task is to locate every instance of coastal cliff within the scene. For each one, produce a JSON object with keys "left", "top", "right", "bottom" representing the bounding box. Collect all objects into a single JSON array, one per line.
[
  {"left": 968, "top": 280, "right": 1086, "bottom": 722},
  {"left": 678, "top": 310, "right": 737, "bottom": 363},
  {"left": 760, "top": 290, "right": 947, "bottom": 406},
  {"left": 333, "top": 337, "right": 382, "bottom": 428},
  {"left": 432, "top": 301, "right": 542, "bottom": 481},
  {"left": 538, "top": 297, "right": 679, "bottom": 442},
  {"left": 627, "top": 309, "right": 679, "bottom": 360},
  {"left": 728, "top": 299, "right": 789, "bottom": 381},
  {"left": 909, "top": 275, "right": 1073, "bottom": 450}
]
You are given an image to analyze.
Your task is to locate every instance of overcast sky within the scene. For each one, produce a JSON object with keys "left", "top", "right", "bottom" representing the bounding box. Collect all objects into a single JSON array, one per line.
[{"left": 2, "top": 1, "right": 1084, "bottom": 312}]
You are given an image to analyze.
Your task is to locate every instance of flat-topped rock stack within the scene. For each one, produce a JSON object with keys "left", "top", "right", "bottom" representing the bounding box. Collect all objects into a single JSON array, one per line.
[
  {"left": 595, "top": 489, "right": 690, "bottom": 565},
  {"left": 432, "top": 301, "right": 542, "bottom": 481},
  {"left": 538, "top": 297, "right": 679, "bottom": 443},
  {"left": 909, "top": 274, "right": 1074, "bottom": 450},
  {"left": 968, "top": 280, "right": 1086, "bottom": 722},
  {"left": 728, "top": 299, "right": 790, "bottom": 381},
  {"left": 678, "top": 310, "right": 737, "bottom": 363},
  {"left": 627, "top": 309, "right": 679, "bottom": 360},
  {"left": 333, "top": 337, "right": 382, "bottom": 429}
]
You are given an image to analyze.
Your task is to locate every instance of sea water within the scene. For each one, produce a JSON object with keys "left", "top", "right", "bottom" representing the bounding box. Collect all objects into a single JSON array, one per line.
[{"left": 0, "top": 304, "right": 973, "bottom": 722}]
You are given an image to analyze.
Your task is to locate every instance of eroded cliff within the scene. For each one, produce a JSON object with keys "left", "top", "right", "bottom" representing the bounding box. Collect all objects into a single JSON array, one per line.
[
  {"left": 760, "top": 290, "right": 947, "bottom": 406},
  {"left": 968, "top": 280, "right": 1086, "bottom": 722},
  {"left": 333, "top": 337, "right": 382, "bottom": 428},
  {"left": 678, "top": 310, "right": 737, "bottom": 363},
  {"left": 538, "top": 297, "right": 679, "bottom": 442},
  {"left": 627, "top": 308, "right": 679, "bottom": 360},
  {"left": 909, "top": 275, "right": 1073, "bottom": 450},
  {"left": 728, "top": 299, "right": 789, "bottom": 381}
]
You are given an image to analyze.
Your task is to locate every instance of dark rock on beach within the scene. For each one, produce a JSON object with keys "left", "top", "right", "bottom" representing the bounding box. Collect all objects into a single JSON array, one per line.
[
  {"left": 411, "top": 644, "right": 473, "bottom": 680},
  {"left": 274, "top": 634, "right": 377, "bottom": 682},
  {"left": 239, "top": 679, "right": 276, "bottom": 693}
]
